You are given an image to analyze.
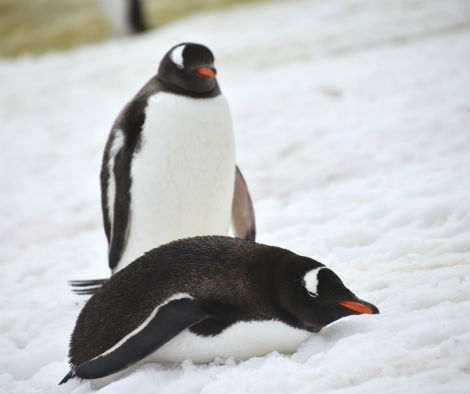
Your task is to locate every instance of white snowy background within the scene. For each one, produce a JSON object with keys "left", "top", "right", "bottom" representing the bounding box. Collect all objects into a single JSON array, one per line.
[{"left": 0, "top": 0, "right": 469, "bottom": 393}]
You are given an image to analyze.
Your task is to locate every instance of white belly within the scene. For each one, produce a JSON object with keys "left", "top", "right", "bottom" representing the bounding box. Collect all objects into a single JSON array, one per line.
[
  {"left": 115, "top": 92, "right": 236, "bottom": 272},
  {"left": 90, "top": 321, "right": 310, "bottom": 387},
  {"left": 145, "top": 320, "right": 311, "bottom": 364}
]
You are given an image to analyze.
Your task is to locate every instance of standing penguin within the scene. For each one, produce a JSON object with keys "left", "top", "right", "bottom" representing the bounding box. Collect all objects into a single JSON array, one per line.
[
  {"left": 72, "top": 43, "right": 255, "bottom": 293},
  {"left": 60, "top": 236, "right": 379, "bottom": 384}
]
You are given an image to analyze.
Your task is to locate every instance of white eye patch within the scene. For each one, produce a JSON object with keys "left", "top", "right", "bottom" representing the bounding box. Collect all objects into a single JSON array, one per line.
[
  {"left": 170, "top": 45, "right": 185, "bottom": 69},
  {"left": 303, "top": 267, "right": 325, "bottom": 297}
]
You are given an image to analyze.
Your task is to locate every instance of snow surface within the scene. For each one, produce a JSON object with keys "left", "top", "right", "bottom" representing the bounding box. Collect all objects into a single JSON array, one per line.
[{"left": 0, "top": 0, "right": 469, "bottom": 393}]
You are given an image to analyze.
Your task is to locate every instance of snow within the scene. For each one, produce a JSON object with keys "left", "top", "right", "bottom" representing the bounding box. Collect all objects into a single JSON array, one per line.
[{"left": 0, "top": 0, "right": 469, "bottom": 392}]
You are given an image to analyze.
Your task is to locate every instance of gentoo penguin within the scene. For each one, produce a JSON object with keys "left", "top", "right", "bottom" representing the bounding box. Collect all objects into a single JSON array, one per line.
[
  {"left": 60, "top": 236, "right": 379, "bottom": 384},
  {"left": 72, "top": 43, "right": 255, "bottom": 294}
]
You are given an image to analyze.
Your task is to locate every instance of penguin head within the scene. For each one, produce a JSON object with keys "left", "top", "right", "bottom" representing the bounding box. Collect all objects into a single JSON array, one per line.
[
  {"left": 157, "top": 43, "right": 219, "bottom": 95},
  {"left": 280, "top": 262, "right": 379, "bottom": 332}
]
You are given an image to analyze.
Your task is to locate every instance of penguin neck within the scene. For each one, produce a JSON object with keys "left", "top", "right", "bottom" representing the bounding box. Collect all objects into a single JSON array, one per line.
[{"left": 155, "top": 77, "right": 221, "bottom": 99}]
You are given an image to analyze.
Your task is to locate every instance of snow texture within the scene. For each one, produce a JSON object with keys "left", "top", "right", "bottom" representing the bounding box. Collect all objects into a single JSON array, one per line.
[{"left": 0, "top": 0, "right": 469, "bottom": 393}]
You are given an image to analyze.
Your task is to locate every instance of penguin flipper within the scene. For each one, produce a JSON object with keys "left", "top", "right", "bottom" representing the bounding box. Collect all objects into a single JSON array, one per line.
[
  {"left": 67, "top": 296, "right": 206, "bottom": 382},
  {"left": 232, "top": 166, "right": 256, "bottom": 241},
  {"left": 107, "top": 134, "right": 133, "bottom": 271},
  {"left": 59, "top": 368, "right": 75, "bottom": 385},
  {"left": 100, "top": 127, "right": 136, "bottom": 271}
]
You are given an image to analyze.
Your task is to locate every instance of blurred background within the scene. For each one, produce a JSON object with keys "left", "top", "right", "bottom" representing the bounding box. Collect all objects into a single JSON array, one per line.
[{"left": 0, "top": 0, "right": 264, "bottom": 58}]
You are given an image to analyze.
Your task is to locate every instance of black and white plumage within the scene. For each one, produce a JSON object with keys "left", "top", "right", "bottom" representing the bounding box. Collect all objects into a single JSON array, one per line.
[
  {"left": 102, "top": 42, "right": 256, "bottom": 274},
  {"left": 60, "top": 236, "right": 379, "bottom": 384},
  {"left": 72, "top": 42, "right": 255, "bottom": 294}
]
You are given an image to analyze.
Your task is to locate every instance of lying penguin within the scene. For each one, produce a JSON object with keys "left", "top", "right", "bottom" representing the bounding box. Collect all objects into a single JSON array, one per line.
[
  {"left": 71, "top": 42, "right": 255, "bottom": 294},
  {"left": 60, "top": 236, "right": 379, "bottom": 384}
]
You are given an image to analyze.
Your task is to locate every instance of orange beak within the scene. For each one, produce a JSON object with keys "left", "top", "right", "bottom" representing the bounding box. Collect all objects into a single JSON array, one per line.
[
  {"left": 196, "top": 66, "right": 215, "bottom": 78},
  {"left": 338, "top": 301, "right": 375, "bottom": 314}
]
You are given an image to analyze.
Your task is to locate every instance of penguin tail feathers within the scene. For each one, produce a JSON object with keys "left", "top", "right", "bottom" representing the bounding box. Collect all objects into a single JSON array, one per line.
[{"left": 69, "top": 279, "right": 108, "bottom": 295}]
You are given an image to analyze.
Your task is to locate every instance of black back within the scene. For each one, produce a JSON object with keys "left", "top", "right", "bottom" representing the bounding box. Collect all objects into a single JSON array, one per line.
[{"left": 69, "top": 236, "right": 313, "bottom": 366}]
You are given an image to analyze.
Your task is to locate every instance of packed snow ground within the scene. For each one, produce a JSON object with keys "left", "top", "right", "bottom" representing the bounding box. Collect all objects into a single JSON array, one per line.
[{"left": 0, "top": 0, "right": 469, "bottom": 393}]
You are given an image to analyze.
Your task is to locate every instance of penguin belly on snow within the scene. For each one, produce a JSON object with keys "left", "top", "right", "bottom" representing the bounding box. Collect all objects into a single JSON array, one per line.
[{"left": 60, "top": 236, "right": 379, "bottom": 384}]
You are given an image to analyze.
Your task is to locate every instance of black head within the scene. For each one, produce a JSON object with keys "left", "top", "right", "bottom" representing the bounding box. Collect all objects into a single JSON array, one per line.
[
  {"left": 279, "top": 260, "right": 379, "bottom": 332},
  {"left": 157, "top": 42, "right": 220, "bottom": 97}
]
